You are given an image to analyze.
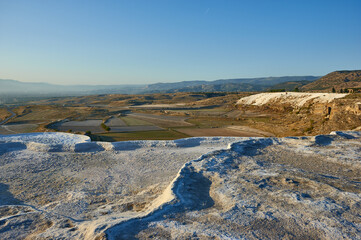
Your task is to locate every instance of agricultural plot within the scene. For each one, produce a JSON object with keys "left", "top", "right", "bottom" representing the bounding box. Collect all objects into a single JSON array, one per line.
[
  {"left": 11, "top": 107, "right": 73, "bottom": 122},
  {"left": 93, "top": 129, "right": 189, "bottom": 141},
  {"left": 167, "top": 108, "right": 228, "bottom": 117},
  {"left": 130, "top": 103, "right": 187, "bottom": 109},
  {"left": 1, "top": 123, "right": 38, "bottom": 134},
  {"left": 50, "top": 117, "right": 164, "bottom": 134},
  {"left": 227, "top": 125, "right": 275, "bottom": 137},
  {"left": 0, "top": 126, "right": 13, "bottom": 134},
  {"left": 128, "top": 112, "right": 192, "bottom": 127},
  {"left": 104, "top": 116, "right": 163, "bottom": 132},
  {"left": 120, "top": 116, "right": 153, "bottom": 126},
  {"left": 104, "top": 117, "right": 126, "bottom": 126},
  {"left": 51, "top": 120, "right": 103, "bottom": 133},
  {"left": 175, "top": 126, "right": 272, "bottom": 137},
  {"left": 108, "top": 126, "right": 163, "bottom": 132},
  {"left": 175, "top": 127, "right": 242, "bottom": 137}
]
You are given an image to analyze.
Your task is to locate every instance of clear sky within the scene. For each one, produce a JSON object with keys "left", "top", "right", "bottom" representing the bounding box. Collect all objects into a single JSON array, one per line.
[{"left": 0, "top": 0, "right": 360, "bottom": 85}]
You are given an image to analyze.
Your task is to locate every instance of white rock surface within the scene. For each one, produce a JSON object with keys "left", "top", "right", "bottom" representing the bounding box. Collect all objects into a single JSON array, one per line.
[
  {"left": 0, "top": 132, "right": 360, "bottom": 239},
  {"left": 236, "top": 92, "right": 347, "bottom": 107},
  {"left": 0, "top": 132, "right": 90, "bottom": 145}
]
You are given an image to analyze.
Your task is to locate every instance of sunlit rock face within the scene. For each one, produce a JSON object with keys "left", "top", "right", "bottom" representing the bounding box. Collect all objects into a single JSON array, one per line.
[{"left": 0, "top": 132, "right": 360, "bottom": 239}]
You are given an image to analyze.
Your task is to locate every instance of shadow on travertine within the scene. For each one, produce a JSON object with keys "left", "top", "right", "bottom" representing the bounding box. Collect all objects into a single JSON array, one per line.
[
  {"left": 314, "top": 132, "right": 356, "bottom": 146},
  {"left": 106, "top": 170, "right": 214, "bottom": 240},
  {"left": 0, "top": 142, "right": 27, "bottom": 156},
  {"left": 107, "top": 138, "right": 275, "bottom": 239}
]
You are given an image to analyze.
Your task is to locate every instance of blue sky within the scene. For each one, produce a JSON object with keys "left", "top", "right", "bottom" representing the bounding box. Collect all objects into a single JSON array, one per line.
[{"left": 0, "top": 0, "right": 360, "bottom": 85}]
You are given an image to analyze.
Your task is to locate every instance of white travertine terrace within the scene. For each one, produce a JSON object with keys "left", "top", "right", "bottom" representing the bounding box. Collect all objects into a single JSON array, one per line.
[
  {"left": 237, "top": 92, "right": 348, "bottom": 107},
  {"left": 0, "top": 131, "right": 360, "bottom": 239}
]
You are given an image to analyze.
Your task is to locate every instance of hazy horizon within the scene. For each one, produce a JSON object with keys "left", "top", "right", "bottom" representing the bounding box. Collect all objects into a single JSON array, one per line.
[
  {"left": 1, "top": 0, "right": 360, "bottom": 85},
  {"left": 1, "top": 73, "right": 324, "bottom": 86}
]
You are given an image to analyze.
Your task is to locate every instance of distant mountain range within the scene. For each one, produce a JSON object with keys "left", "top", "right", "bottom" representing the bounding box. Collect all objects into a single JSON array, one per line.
[
  {"left": 0, "top": 76, "right": 319, "bottom": 97},
  {"left": 0, "top": 79, "right": 143, "bottom": 95},
  {"left": 145, "top": 76, "right": 320, "bottom": 93},
  {"left": 2, "top": 71, "right": 360, "bottom": 104}
]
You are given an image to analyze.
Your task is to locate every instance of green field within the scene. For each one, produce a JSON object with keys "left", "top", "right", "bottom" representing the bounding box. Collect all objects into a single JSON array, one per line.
[{"left": 91, "top": 129, "right": 189, "bottom": 141}]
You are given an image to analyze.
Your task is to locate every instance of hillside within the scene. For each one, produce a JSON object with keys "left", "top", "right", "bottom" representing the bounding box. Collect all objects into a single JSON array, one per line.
[
  {"left": 301, "top": 70, "right": 361, "bottom": 92},
  {"left": 236, "top": 92, "right": 361, "bottom": 136},
  {"left": 146, "top": 76, "right": 319, "bottom": 93},
  {"left": 169, "top": 82, "right": 262, "bottom": 92},
  {"left": 267, "top": 80, "right": 312, "bottom": 91}
]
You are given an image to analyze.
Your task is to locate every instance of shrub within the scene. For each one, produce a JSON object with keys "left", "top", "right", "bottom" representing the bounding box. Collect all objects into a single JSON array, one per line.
[
  {"left": 305, "top": 119, "right": 314, "bottom": 132},
  {"left": 269, "top": 89, "right": 285, "bottom": 92},
  {"left": 101, "top": 123, "right": 111, "bottom": 132}
]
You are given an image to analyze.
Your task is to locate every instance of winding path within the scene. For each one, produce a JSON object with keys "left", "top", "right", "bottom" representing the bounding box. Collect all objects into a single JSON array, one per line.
[
  {"left": 0, "top": 106, "right": 16, "bottom": 125},
  {"left": 0, "top": 107, "right": 17, "bottom": 134}
]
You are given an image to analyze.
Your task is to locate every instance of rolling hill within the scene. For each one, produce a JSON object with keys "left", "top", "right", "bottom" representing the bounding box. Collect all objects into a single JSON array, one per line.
[
  {"left": 267, "top": 80, "right": 313, "bottom": 91},
  {"left": 301, "top": 70, "right": 361, "bottom": 92},
  {"left": 145, "top": 76, "right": 319, "bottom": 93}
]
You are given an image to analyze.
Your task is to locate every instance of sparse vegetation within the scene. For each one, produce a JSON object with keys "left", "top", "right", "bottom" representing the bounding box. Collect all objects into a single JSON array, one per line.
[
  {"left": 342, "top": 93, "right": 361, "bottom": 99},
  {"left": 305, "top": 119, "right": 314, "bottom": 133},
  {"left": 269, "top": 89, "right": 285, "bottom": 92},
  {"left": 101, "top": 123, "right": 110, "bottom": 132}
]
